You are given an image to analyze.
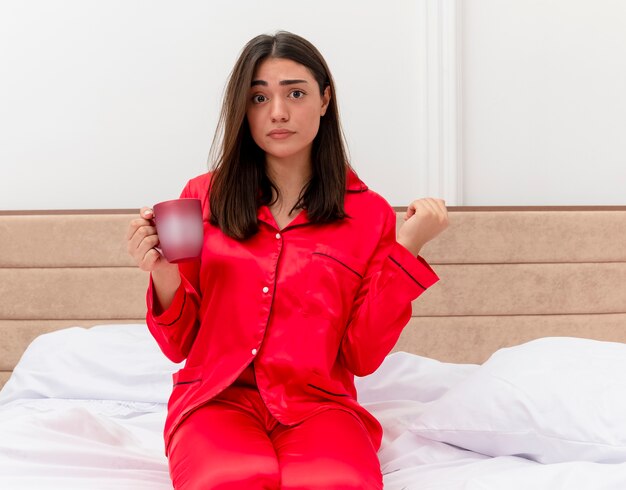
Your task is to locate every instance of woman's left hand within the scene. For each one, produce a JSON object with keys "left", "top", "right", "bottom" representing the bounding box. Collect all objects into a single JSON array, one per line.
[{"left": 397, "top": 198, "right": 449, "bottom": 256}]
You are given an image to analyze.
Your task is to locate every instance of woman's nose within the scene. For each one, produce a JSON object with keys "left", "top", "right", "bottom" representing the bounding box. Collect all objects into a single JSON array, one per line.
[{"left": 270, "top": 98, "right": 289, "bottom": 122}]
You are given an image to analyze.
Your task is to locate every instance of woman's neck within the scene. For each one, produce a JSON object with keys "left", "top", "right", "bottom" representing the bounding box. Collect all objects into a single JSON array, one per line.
[{"left": 265, "top": 154, "right": 312, "bottom": 212}]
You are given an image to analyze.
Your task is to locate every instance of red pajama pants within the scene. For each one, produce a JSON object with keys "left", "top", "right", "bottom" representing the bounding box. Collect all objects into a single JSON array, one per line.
[{"left": 167, "top": 362, "right": 383, "bottom": 490}]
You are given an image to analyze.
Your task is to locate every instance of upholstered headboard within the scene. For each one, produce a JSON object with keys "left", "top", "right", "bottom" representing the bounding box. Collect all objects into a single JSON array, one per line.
[
  {"left": 398, "top": 206, "right": 626, "bottom": 364},
  {"left": 1, "top": 207, "right": 625, "bottom": 389}
]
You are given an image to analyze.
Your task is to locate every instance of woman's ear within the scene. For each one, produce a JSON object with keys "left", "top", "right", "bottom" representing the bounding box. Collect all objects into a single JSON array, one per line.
[{"left": 321, "top": 85, "right": 331, "bottom": 116}]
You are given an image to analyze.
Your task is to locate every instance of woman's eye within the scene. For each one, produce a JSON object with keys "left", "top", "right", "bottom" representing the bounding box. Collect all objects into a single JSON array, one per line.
[
  {"left": 291, "top": 90, "right": 305, "bottom": 99},
  {"left": 252, "top": 94, "right": 266, "bottom": 104}
]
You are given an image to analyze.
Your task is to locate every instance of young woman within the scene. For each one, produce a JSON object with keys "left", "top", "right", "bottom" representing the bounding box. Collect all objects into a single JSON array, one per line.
[{"left": 127, "top": 30, "right": 448, "bottom": 490}]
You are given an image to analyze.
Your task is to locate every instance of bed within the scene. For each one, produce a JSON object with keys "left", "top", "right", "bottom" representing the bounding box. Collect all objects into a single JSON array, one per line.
[{"left": 1, "top": 205, "right": 625, "bottom": 489}]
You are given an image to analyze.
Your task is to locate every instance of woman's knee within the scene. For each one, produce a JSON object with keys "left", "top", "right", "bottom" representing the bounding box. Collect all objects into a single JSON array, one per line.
[
  {"left": 275, "top": 409, "right": 383, "bottom": 490},
  {"left": 188, "top": 465, "right": 280, "bottom": 490},
  {"left": 167, "top": 402, "right": 281, "bottom": 489},
  {"left": 280, "top": 458, "right": 382, "bottom": 490},
  {"left": 170, "top": 452, "right": 280, "bottom": 490}
]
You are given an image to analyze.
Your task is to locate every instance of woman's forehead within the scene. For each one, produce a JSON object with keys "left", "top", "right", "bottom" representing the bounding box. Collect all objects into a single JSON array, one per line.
[{"left": 252, "top": 58, "right": 313, "bottom": 84}]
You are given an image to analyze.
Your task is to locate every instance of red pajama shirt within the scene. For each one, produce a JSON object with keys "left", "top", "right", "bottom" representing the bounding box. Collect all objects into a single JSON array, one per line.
[{"left": 145, "top": 168, "right": 439, "bottom": 457}]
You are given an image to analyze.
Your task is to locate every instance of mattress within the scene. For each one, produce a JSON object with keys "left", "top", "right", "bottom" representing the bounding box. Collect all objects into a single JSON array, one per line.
[{"left": 1, "top": 324, "right": 626, "bottom": 489}]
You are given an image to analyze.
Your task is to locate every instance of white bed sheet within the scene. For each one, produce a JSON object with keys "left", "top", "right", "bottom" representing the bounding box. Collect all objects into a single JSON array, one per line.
[{"left": 1, "top": 324, "right": 625, "bottom": 489}]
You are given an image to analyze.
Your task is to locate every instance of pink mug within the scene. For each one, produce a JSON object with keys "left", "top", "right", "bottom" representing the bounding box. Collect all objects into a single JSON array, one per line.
[{"left": 152, "top": 198, "right": 204, "bottom": 263}]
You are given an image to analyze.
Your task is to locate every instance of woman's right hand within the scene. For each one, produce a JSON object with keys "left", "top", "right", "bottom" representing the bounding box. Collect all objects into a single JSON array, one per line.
[
  {"left": 126, "top": 206, "right": 175, "bottom": 273},
  {"left": 127, "top": 207, "right": 181, "bottom": 314}
]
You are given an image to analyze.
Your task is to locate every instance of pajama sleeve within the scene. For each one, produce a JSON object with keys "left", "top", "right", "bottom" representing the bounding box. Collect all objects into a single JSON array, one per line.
[
  {"left": 339, "top": 203, "right": 440, "bottom": 377},
  {"left": 145, "top": 181, "right": 202, "bottom": 364}
]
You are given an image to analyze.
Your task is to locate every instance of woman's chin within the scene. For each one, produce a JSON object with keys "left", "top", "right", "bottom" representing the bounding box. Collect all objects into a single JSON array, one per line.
[{"left": 264, "top": 148, "right": 309, "bottom": 162}]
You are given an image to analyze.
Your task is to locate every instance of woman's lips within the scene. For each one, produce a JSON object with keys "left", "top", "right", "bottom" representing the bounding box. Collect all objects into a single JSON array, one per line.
[{"left": 268, "top": 130, "right": 294, "bottom": 139}]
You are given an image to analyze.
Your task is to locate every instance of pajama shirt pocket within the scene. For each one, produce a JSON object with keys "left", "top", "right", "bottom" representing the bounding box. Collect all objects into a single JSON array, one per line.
[{"left": 302, "top": 244, "right": 367, "bottom": 324}]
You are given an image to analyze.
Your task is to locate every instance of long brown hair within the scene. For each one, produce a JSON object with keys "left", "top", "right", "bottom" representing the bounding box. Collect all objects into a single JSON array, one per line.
[{"left": 207, "top": 30, "right": 354, "bottom": 240}]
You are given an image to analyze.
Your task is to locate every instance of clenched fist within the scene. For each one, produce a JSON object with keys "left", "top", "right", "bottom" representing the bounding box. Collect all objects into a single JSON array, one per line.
[{"left": 397, "top": 198, "right": 448, "bottom": 256}]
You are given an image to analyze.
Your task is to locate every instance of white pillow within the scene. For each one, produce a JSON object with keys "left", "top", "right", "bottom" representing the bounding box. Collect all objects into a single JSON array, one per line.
[
  {"left": 355, "top": 350, "right": 478, "bottom": 405},
  {"left": 0, "top": 323, "right": 182, "bottom": 405},
  {"left": 355, "top": 351, "right": 478, "bottom": 451},
  {"left": 410, "top": 336, "right": 626, "bottom": 464}
]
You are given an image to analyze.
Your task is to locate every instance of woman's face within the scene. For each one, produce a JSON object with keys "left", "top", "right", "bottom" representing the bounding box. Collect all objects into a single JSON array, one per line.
[{"left": 246, "top": 57, "right": 331, "bottom": 164}]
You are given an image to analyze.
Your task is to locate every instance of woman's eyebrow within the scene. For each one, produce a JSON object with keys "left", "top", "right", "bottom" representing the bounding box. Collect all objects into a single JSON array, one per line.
[{"left": 251, "top": 79, "right": 309, "bottom": 87}]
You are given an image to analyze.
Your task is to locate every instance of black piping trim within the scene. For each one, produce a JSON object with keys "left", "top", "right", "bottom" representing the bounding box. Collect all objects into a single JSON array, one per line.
[
  {"left": 157, "top": 289, "right": 187, "bottom": 326},
  {"left": 307, "top": 383, "right": 349, "bottom": 397},
  {"left": 389, "top": 256, "right": 426, "bottom": 290},
  {"left": 173, "top": 378, "right": 201, "bottom": 386},
  {"left": 313, "top": 252, "right": 363, "bottom": 278}
]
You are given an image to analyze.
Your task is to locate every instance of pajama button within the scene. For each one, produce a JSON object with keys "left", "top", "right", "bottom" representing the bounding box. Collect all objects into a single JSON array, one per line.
[
  {"left": 251, "top": 348, "right": 258, "bottom": 355},
  {"left": 275, "top": 233, "right": 281, "bottom": 239},
  {"left": 262, "top": 286, "right": 269, "bottom": 293}
]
